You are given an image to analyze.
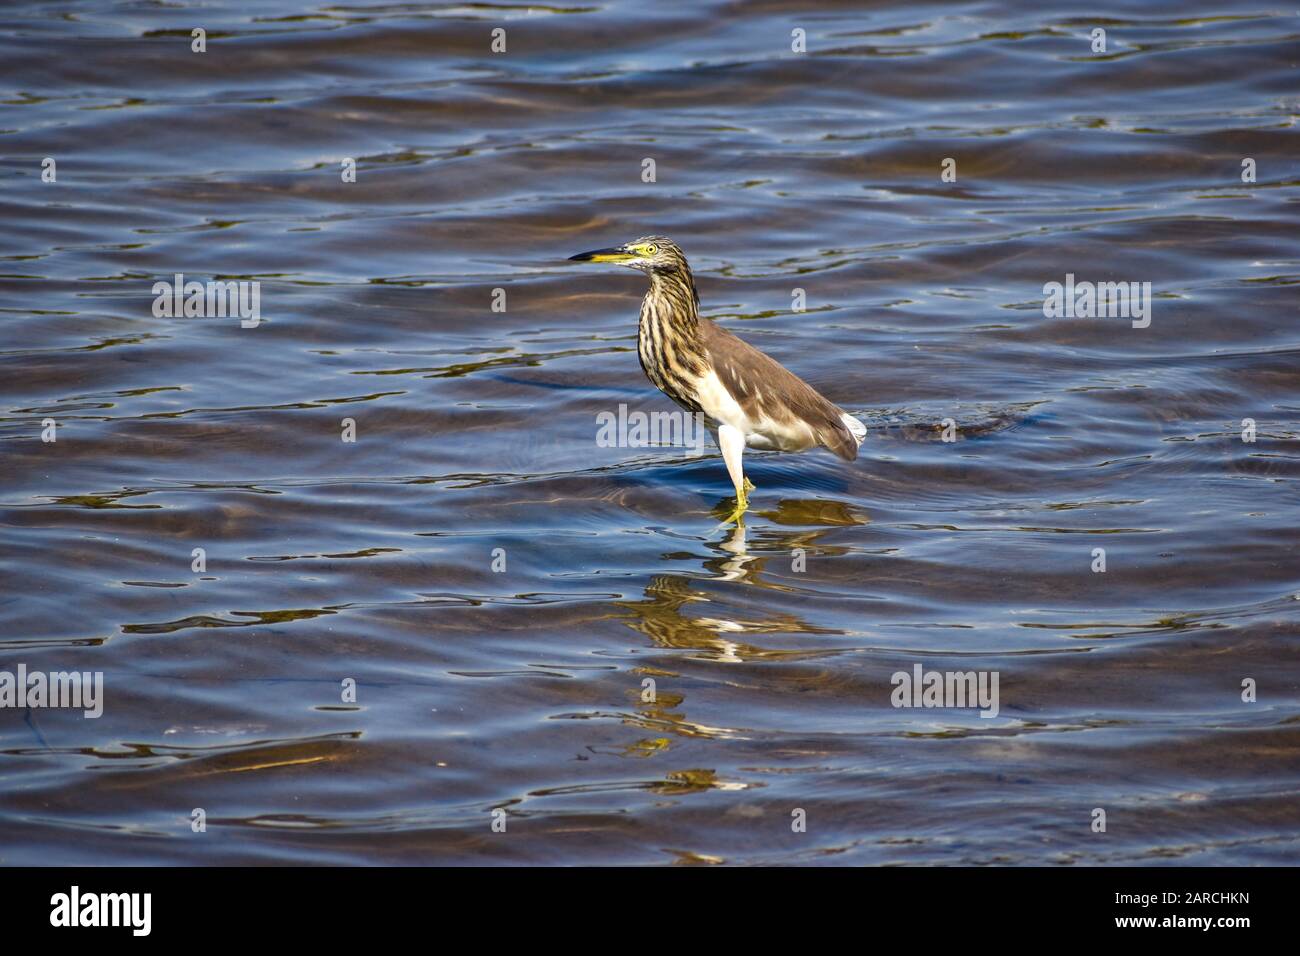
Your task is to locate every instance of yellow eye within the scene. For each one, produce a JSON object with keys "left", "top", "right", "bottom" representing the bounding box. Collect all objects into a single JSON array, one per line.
[{"left": 645, "top": 244, "right": 658, "bottom": 255}]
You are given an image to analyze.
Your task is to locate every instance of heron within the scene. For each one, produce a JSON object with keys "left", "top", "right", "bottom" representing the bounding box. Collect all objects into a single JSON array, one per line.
[{"left": 569, "top": 236, "right": 866, "bottom": 522}]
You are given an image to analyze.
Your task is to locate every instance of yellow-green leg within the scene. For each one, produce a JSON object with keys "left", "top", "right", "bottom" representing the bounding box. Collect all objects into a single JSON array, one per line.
[{"left": 718, "top": 425, "right": 750, "bottom": 524}]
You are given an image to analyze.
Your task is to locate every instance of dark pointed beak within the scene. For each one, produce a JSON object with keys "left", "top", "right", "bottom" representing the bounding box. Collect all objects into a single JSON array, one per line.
[{"left": 568, "top": 246, "right": 634, "bottom": 263}]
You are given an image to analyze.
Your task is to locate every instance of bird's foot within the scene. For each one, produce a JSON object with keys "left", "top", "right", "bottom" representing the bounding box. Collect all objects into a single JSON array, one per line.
[
  {"left": 720, "top": 504, "right": 747, "bottom": 525},
  {"left": 720, "top": 486, "right": 750, "bottom": 525},
  {"left": 742, "top": 477, "right": 755, "bottom": 493}
]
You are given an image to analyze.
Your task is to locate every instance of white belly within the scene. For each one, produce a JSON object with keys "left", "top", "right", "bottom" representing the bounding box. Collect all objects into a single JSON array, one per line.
[{"left": 691, "top": 369, "right": 818, "bottom": 452}]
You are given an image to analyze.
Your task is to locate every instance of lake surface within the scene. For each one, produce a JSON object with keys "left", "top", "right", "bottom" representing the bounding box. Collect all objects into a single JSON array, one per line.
[{"left": 1, "top": 0, "right": 1298, "bottom": 865}]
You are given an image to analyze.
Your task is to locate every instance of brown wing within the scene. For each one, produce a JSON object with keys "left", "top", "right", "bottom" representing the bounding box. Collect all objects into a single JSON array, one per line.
[{"left": 699, "top": 319, "right": 860, "bottom": 461}]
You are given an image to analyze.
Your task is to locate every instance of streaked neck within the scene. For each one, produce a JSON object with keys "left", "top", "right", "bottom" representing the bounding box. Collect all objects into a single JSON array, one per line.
[{"left": 648, "top": 269, "right": 700, "bottom": 323}]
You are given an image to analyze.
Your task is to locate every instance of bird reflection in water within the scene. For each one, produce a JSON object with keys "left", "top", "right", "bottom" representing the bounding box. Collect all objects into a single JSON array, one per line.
[
  {"left": 608, "top": 498, "right": 863, "bottom": 760},
  {"left": 617, "top": 496, "right": 864, "bottom": 661}
]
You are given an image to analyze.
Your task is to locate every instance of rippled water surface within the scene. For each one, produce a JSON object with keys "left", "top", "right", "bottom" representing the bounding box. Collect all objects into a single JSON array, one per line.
[{"left": 2, "top": 1, "right": 1299, "bottom": 865}]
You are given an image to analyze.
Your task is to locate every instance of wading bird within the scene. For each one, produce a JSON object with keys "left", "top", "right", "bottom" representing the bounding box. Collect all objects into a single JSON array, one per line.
[{"left": 569, "top": 236, "right": 865, "bottom": 522}]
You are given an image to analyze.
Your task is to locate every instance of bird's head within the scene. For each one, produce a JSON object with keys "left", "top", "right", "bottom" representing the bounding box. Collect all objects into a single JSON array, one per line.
[{"left": 568, "top": 236, "right": 688, "bottom": 276}]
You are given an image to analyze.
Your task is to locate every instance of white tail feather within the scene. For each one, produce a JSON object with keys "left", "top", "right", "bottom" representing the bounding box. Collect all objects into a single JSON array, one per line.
[{"left": 842, "top": 412, "right": 867, "bottom": 448}]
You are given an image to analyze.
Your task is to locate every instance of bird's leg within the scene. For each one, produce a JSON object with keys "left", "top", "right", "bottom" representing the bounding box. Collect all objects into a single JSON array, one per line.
[{"left": 717, "top": 424, "right": 749, "bottom": 523}]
